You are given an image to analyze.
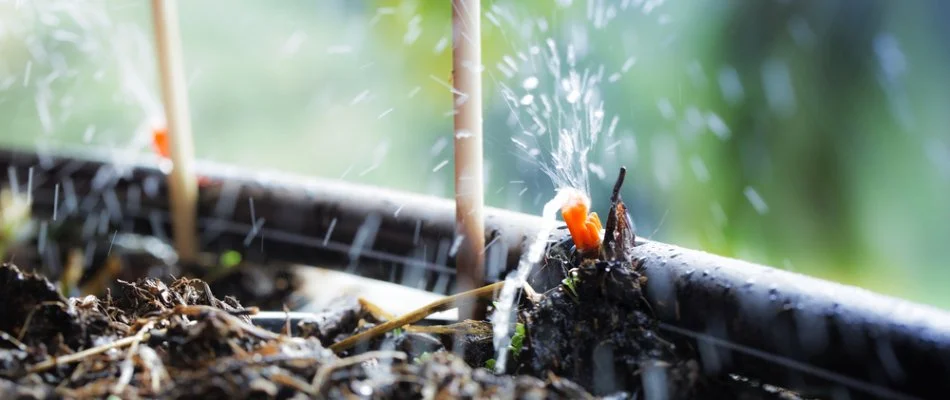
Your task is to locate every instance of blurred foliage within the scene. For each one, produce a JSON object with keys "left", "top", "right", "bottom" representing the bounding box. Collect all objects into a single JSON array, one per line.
[{"left": 0, "top": 0, "right": 948, "bottom": 307}]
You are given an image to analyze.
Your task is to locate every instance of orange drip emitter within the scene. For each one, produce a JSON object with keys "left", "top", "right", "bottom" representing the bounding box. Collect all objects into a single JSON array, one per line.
[{"left": 560, "top": 188, "right": 603, "bottom": 254}]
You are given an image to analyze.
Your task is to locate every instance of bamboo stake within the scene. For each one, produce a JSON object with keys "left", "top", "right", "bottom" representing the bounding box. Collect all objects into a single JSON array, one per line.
[
  {"left": 452, "top": 0, "right": 485, "bottom": 320},
  {"left": 150, "top": 0, "right": 198, "bottom": 263}
]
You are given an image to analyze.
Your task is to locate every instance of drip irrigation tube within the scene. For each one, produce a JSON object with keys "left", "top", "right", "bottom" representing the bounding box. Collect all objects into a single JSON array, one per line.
[{"left": 1, "top": 147, "right": 949, "bottom": 399}]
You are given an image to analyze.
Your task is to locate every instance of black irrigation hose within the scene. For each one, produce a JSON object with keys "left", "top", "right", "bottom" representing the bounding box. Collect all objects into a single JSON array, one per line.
[
  {"left": 1, "top": 147, "right": 949, "bottom": 399},
  {"left": 1, "top": 146, "right": 533, "bottom": 293}
]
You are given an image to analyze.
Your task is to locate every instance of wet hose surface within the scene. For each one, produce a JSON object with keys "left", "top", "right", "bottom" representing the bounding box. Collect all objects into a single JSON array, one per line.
[
  {"left": 2, "top": 147, "right": 950, "bottom": 399},
  {"left": 637, "top": 241, "right": 950, "bottom": 400},
  {"left": 0, "top": 147, "right": 531, "bottom": 293}
]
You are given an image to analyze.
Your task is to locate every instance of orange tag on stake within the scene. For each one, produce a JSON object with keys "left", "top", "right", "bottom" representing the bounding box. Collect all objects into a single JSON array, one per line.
[
  {"left": 150, "top": 124, "right": 215, "bottom": 187},
  {"left": 152, "top": 125, "right": 171, "bottom": 159}
]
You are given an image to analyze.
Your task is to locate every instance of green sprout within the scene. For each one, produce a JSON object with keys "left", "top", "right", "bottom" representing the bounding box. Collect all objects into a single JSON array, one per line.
[
  {"left": 413, "top": 351, "right": 432, "bottom": 364},
  {"left": 561, "top": 271, "right": 579, "bottom": 298},
  {"left": 205, "top": 250, "right": 244, "bottom": 283},
  {"left": 392, "top": 327, "right": 403, "bottom": 336},
  {"left": 484, "top": 322, "right": 527, "bottom": 372},
  {"left": 510, "top": 322, "right": 526, "bottom": 358},
  {"left": 219, "top": 250, "right": 242, "bottom": 268}
]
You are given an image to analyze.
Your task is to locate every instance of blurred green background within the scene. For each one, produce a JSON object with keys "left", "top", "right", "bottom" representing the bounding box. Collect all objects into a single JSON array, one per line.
[{"left": 1, "top": 1, "right": 948, "bottom": 307}]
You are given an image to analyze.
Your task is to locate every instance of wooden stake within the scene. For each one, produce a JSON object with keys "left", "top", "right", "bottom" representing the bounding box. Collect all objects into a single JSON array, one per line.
[
  {"left": 150, "top": 0, "right": 198, "bottom": 263},
  {"left": 452, "top": 0, "right": 485, "bottom": 320}
]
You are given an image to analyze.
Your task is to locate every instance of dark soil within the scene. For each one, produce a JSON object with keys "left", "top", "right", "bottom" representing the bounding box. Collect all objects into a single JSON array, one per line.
[
  {"left": 0, "top": 255, "right": 810, "bottom": 399},
  {"left": 524, "top": 259, "right": 687, "bottom": 395},
  {"left": 519, "top": 258, "right": 808, "bottom": 400},
  {"left": 0, "top": 263, "right": 596, "bottom": 399}
]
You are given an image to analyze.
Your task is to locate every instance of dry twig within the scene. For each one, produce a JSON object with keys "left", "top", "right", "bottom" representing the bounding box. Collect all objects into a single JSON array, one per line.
[
  {"left": 311, "top": 350, "right": 407, "bottom": 392},
  {"left": 28, "top": 332, "right": 155, "bottom": 374},
  {"left": 329, "top": 281, "right": 503, "bottom": 352},
  {"left": 112, "top": 320, "right": 156, "bottom": 394}
]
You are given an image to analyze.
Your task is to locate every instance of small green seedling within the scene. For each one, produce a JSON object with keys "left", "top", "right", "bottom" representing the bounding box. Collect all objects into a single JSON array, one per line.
[
  {"left": 219, "top": 250, "right": 242, "bottom": 268},
  {"left": 484, "top": 322, "right": 527, "bottom": 372},
  {"left": 203, "top": 250, "right": 244, "bottom": 284},
  {"left": 562, "top": 270, "right": 579, "bottom": 299},
  {"left": 413, "top": 351, "right": 432, "bottom": 364},
  {"left": 510, "top": 322, "right": 526, "bottom": 358}
]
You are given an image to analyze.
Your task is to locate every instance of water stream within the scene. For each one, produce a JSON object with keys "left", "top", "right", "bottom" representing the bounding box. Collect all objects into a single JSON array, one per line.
[{"left": 491, "top": 188, "right": 572, "bottom": 372}]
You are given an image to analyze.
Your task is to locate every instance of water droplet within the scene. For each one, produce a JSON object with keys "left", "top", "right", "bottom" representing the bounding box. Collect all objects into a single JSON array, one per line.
[
  {"left": 350, "top": 90, "right": 371, "bottom": 106},
  {"left": 433, "top": 37, "right": 449, "bottom": 54},
  {"left": 690, "top": 156, "right": 710, "bottom": 183},
  {"left": 588, "top": 163, "right": 606, "bottom": 180},
  {"left": 656, "top": 98, "right": 675, "bottom": 119},
  {"left": 717, "top": 66, "right": 744, "bottom": 105},
  {"left": 621, "top": 57, "right": 636, "bottom": 72},
  {"left": 787, "top": 16, "right": 815, "bottom": 48},
  {"left": 522, "top": 76, "right": 539, "bottom": 90},
  {"left": 706, "top": 112, "right": 731, "bottom": 140},
  {"left": 566, "top": 89, "right": 581, "bottom": 104},
  {"left": 744, "top": 187, "right": 769, "bottom": 215},
  {"left": 404, "top": 15, "right": 423, "bottom": 45},
  {"left": 761, "top": 58, "right": 797, "bottom": 117}
]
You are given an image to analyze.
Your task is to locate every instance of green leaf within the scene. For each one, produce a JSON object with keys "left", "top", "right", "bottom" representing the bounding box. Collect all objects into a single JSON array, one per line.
[
  {"left": 485, "top": 358, "right": 496, "bottom": 370},
  {"left": 510, "top": 322, "right": 526, "bottom": 358},
  {"left": 562, "top": 273, "right": 579, "bottom": 298}
]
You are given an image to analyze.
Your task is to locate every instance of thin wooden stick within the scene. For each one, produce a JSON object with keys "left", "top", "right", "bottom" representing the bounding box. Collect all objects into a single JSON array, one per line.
[
  {"left": 150, "top": 0, "right": 198, "bottom": 263},
  {"left": 329, "top": 281, "right": 503, "bottom": 353},
  {"left": 111, "top": 321, "right": 155, "bottom": 394},
  {"left": 311, "top": 350, "right": 406, "bottom": 390},
  {"left": 407, "top": 319, "right": 492, "bottom": 336},
  {"left": 452, "top": 0, "right": 485, "bottom": 321},
  {"left": 28, "top": 333, "right": 150, "bottom": 373},
  {"left": 358, "top": 297, "right": 396, "bottom": 321}
]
